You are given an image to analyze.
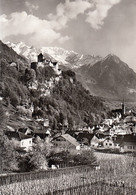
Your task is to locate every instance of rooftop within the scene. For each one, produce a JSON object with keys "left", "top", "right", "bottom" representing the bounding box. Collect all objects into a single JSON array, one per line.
[{"left": 61, "top": 134, "right": 80, "bottom": 147}]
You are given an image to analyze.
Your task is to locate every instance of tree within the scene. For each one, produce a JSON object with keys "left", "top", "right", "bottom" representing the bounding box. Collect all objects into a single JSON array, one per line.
[
  {"left": 30, "top": 137, "right": 51, "bottom": 170},
  {"left": 68, "top": 117, "right": 74, "bottom": 130},
  {"left": 0, "top": 103, "right": 5, "bottom": 173},
  {"left": 18, "top": 137, "right": 51, "bottom": 172},
  {"left": 71, "top": 150, "right": 97, "bottom": 166},
  {"left": 0, "top": 103, "right": 18, "bottom": 172}
]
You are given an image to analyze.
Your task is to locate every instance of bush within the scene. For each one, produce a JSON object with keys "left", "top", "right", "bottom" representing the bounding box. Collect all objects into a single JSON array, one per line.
[
  {"left": 72, "top": 150, "right": 97, "bottom": 166},
  {"left": 48, "top": 149, "right": 97, "bottom": 167}
]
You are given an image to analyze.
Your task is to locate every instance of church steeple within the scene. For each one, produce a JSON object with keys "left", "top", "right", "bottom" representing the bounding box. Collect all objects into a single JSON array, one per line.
[{"left": 121, "top": 98, "right": 125, "bottom": 116}]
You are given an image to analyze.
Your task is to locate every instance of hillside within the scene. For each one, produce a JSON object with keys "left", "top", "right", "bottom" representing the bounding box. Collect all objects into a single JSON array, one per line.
[
  {"left": 0, "top": 40, "right": 107, "bottom": 133},
  {"left": 0, "top": 41, "right": 28, "bottom": 66}
]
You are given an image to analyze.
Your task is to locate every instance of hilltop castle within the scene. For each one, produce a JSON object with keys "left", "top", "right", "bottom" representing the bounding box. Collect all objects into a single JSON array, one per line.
[{"left": 30, "top": 53, "right": 61, "bottom": 75}]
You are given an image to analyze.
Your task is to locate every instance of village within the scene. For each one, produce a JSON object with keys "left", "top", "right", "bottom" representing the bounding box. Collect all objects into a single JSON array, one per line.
[
  {"left": 1, "top": 48, "right": 136, "bottom": 194},
  {"left": 3, "top": 52, "right": 136, "bottom": 161},
  {"left": 4, "top": 94, "right": 136, "bottom": 157},
  {"left": 1, "top": 2, "right": 136, "bottom": 193}
]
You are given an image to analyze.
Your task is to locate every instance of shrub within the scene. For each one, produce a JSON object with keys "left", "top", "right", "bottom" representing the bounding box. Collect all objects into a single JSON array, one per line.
[{"left": 48, "top": 149, "right": 97, "bottom": 167}]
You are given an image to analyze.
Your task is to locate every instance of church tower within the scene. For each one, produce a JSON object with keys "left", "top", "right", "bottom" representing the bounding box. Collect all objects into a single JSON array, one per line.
[{"left": 121, "top": 99, "right": 125, "bottom": 116}]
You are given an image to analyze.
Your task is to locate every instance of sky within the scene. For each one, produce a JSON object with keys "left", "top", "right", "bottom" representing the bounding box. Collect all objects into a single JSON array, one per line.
[{"left": 0, "top": 0, "right": 136, "bottom": 71}]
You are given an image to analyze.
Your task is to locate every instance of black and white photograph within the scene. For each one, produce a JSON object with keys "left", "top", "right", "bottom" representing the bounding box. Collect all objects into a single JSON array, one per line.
[{"left": 0, "top": 0, "right": 136, "bottom": 194}]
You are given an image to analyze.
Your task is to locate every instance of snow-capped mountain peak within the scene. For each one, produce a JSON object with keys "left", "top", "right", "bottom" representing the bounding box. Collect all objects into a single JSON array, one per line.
[
  {"left": 5, "top": 41, "right": 77, "bottom": 64},
  {"left": 5, "top": 41, "right": 101, "bottom": 68},
  {"left": 40, "top": 47, "right": 78, "bottom": 64}
]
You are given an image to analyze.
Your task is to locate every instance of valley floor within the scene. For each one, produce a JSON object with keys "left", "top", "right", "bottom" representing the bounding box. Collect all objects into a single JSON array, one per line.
[{"left": 0, "top": 152, "right": 136, "bottom": 195}]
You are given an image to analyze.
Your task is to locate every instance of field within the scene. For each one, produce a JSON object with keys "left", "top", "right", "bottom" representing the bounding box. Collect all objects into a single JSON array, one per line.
[
  {"left": 0, "top": 152, "right": 136, "bottom": 195},
  {"left": 95, "top": 152, "right": 136, "bottom": 183}
]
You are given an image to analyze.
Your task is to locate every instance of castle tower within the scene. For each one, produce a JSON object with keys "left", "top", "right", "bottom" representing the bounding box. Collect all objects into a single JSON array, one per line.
[{"left": 38, "top": 53, "right": 44, "bottom": 62}]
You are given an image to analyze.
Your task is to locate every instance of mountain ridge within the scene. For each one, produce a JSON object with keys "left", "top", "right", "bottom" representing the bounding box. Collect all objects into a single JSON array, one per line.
[
  {"left": 76, "top": 54, "right": 136, "bottom": 100},
  {"left": 5, "top": 41, "right": 101, "bottom": 68},
  {"left": 4, "top": 41, "right": 136, "bottom": 101}
]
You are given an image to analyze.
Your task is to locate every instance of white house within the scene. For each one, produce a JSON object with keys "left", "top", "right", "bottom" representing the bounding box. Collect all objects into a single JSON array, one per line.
[
  {"left": 102, "top": 137, "right": 120, "bottom": 150},
  {"left": 5, "top": 131, "right": 33, "bottom": 151},
  {"left": 20, "top": 136, "right": 33, "bottom": 151},
  {"left": 90, "top": 135, "right": 100, "bottom": 148}
]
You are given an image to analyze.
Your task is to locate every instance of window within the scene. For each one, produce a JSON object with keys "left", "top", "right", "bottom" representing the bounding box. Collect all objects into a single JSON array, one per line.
[
  {"left": 22, "top": 141, "right": 24, "bottom": 146},
  {"left": 109, "top": 143, "right": 112, "bottom": 146},
  {"left": 128, "top": 146, "right": 132, "bottom": 149},
  {"left": 29, "top": 140, "right": 31, "bottom": 144}
]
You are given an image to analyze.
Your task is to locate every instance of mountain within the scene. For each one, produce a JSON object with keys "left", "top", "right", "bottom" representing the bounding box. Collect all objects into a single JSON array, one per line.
[
  {"left": 6, "top": 41, "right": 101, "bottom": 68},
  {"left": 76, "top": 54, "right": 136, "bottom": 100},
  {"left": 5, "top": 41, "right": 136, "bottom": 100}
]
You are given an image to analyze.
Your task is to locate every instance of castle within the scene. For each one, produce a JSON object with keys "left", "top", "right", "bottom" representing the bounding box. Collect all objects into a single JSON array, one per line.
[{"left": 30, "top": 53, "right": 61, "bottom": 75}]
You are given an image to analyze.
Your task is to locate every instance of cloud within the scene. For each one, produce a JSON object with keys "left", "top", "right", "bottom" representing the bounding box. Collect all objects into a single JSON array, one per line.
[
  {"left": 48, "top": 0, "right": 122, "bottom": 30},
  {"left": 0, "top": 11, "right": 69, "bottom": 46},
  {"left": 0, "top": 0, "right": 122, "bottom": 47},
  {"left": 58, "top": 35, "right": 71, "bottom": 44},
  {"left": 86, "top": 0, "right": 122, "bottom": 29},
  {"left": 25, "top": 1, "right": 39, "bottom": 14},
  {"left": 48, "top": 0, "right": 92, "bottom": 30}
]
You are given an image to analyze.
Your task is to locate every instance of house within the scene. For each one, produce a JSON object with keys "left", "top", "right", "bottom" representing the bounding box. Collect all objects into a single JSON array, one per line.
[
  {"left": 76, "top": 132, "right": 94, "bottom": 146},
  {"left": 120, "top": 134, "right": 136, "bottom": 153},
  {"left": 33, "top": 130, "right": 49, "bottom": 139},
  {"left": 103, "top": 137, "right": 115, "bottom": 149},
  {"left": 102, "top": 137, "right": 120, "bottom": 150},
  {"left": 90, "top": 135, "right": 100, "bottom": 148},
  {"left": 124, "top": 116, "right": 133, "bottom": 123},
  {"left": 65, "top": 130, "right": 79, "bottom": 139},
  {"left": 103, "top": 119, "right": 113, "bottom": 126},
  {"left": 18, "top": 127, "right": 32, "bottom": 135},
  {"left": 43, "top": 119, "right": 49, "bottom": 127},
  {"left": 5, "top": 131, "right": 33, "bottom": 151},
  {"left": 95, "top": 132, "right": 107, "bottom": 141},
  {"left": 52, "top": 134, "right": 80, "bottom": 150},
  {"left": 102, "top": 134, "right": 136, "bottom": 152}
]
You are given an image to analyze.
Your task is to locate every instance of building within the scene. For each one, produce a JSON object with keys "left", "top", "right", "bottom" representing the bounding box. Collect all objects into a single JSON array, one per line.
[
  {"left": 90, "top": 135, "right": 100, "bottom": 148},
  {"left": 52, "top": 134, "right": 80, "bottom": 150},
  {"left": 76, "top": 132, "right": 94, "bottom": 146},
  {"left": 5, "top": 131, "right": 33, "bottom": 151},
  {"left": 33, "top": 130, "right": 49, "bottom": 140},
  {"left": 38, "top": 53, "right": 44, "bottom": 62},
  {"left": 18, "top": 127, "right": 32, "bottom": 135},
  {"left": 103, "top": 137, "right": 120, "bottom": 150},
  {"left": 31, "top": 62, "right": 37, "bottom": 71},
  {"left": 120, "top": 134, "right": 136, "bottom": 153}
]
